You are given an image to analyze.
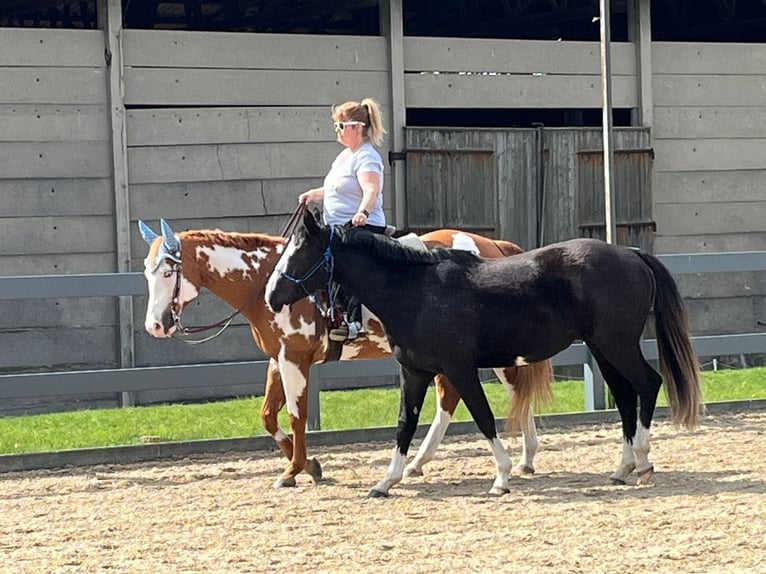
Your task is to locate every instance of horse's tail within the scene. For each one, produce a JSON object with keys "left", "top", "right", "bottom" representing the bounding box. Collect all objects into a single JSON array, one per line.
[
  {"left": 504, "top": 359, "right": 554, "bottom": 434},
  {"left": 636, "top": 251, "right": 704, "bottom": 429}
]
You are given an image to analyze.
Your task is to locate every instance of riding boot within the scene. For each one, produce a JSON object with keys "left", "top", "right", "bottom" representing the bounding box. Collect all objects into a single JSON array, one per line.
[{"left": 329, "top": 295, "right": 365, "bottom": 342}]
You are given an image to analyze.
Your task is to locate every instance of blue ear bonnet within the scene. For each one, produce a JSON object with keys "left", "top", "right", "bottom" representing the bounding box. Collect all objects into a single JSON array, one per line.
[{"left": 138, "top": 219, "right": 182, "bottom": 272}]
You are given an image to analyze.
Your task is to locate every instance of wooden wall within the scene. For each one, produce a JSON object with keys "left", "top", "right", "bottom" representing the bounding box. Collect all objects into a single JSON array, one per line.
[
  {"left": 402, "top": 37, "right": 637, "bottom": 109},
  {"left": 1, "top": 24, "right": 765, "bottom": 407},
  {"left": 652, "top": 43, "right": 766, "bottom": 335}
]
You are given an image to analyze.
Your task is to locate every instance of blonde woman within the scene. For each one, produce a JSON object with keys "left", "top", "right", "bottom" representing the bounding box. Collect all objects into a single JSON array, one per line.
[{"left": 299, "top": 98, "right": 387, "bottom": 341}]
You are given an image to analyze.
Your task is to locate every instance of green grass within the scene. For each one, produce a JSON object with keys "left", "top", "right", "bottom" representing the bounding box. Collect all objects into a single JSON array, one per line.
[{"left": 0, "top": 367, "right": 764, "bottom": 455}]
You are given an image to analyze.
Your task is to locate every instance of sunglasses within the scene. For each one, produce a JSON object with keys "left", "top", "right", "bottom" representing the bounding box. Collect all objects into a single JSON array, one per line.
[{"left": 333, "top": 121, "right": 365, "bottom": 133}]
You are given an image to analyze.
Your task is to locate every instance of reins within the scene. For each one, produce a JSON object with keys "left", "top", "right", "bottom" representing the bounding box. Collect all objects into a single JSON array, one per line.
[{"left": 170, "top": 204, "right": 307, "bottom": 345}]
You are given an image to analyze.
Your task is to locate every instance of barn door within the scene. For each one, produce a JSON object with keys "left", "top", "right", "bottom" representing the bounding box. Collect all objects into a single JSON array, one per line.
[
  {"left": 403, "top": 129, "right": 498, "bottom": 236},
  {"left": 576, "top": 147, "right": 655, "bottom": 251}
]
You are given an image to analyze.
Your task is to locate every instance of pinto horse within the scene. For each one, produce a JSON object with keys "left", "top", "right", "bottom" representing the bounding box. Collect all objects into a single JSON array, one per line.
[
  {"left": 139, "top": 219, "right": 552, "bottom": 488},
  {"left": 266, "top": 211, "right": 704, "bottom": 496}
]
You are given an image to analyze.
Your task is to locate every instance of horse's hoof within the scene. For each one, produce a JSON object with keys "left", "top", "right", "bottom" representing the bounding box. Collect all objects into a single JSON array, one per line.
[
  {"left": 403, "top": 466, "right": 423, "bottom": 478},
  {"left": 511, "top": 465, "right": 535, "bottom": 477},
  {"left": 636, "top": 466, "right": 655, "bottom": 486},
  {"left": 367, "top": 489, "right": 389, "bottom": 498},
  {"left": 488, "top": 486, "right": 510, "bottom": 496},
  {"left": 306, "top": 457, "right": 323, "bottom": 482},
  {"left": 273, "top": 476, "right": 297, "bottom": 488},
  {"left": 610, "top": 477, "right": 627, "bottom": 486}
]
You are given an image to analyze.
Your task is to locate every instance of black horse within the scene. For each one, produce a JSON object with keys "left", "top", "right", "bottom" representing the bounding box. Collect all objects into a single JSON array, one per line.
[{"left": 266, "top": 211, "right": 704, "bottom": 497}]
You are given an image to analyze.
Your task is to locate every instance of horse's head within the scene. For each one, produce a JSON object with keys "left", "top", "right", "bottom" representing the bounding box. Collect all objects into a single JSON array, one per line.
[
  {"left": 139, "top": 219, "right": 200, "bottom": 337},
  {"left": 265, "top": 209, "right": 332, "bottom": 313}
]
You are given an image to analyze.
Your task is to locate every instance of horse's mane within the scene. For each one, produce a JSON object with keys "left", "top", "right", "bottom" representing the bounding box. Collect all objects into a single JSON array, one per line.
[
  {"left": 181, "top": 229, "right": 285, "bottom": 251},
  {"left": 339, "top": 227, "right": 480, "bottom": 267}
]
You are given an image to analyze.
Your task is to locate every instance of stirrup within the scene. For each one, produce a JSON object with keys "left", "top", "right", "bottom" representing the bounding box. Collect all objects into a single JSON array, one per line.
[{"left": 329, "top": 321, "right": 363, "bottom": 342}]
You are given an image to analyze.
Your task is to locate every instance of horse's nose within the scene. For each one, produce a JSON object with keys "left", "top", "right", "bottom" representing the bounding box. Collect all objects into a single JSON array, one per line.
[
  {"left": 146, "top": 320, "right": 169, "bottom": 338},
  {"left": 145, "top": 317, "right": 175, "bottom": 338}
]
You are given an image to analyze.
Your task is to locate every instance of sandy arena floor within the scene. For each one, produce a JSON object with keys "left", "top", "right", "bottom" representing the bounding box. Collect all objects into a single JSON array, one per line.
[{"left": 1, "top": 410, "right": 764, "bottom": 574}]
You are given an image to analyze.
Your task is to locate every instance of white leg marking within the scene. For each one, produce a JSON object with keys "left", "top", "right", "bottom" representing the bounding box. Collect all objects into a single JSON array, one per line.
[
  {"left": 488, "top": 437, "right": 512, "bottom": 494},
  {"left": 404, "top": 398, "right": 452, "bottom": 477},
  {"left": 273, "top": 429, "right": 290, "bottom": 443},
  {"left": 632, "top": 422, "right": 652, "bottom": 474},
  {"left": 494, "top": 367, "right": 538, "bottom": 474},
  {"left": 370, "top": 448, "right": 407, "bottom": 496},
  {"left": 277, "top": 347, "right": 307, "bottom": 419},
  {"left": 610, "top": 436, "right": 637, "bottom": 484}
]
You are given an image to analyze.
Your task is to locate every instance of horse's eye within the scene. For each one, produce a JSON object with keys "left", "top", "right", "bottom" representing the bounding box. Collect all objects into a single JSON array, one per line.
[{"left": 163, "top": 269, "right": 174, "bottom": 278}]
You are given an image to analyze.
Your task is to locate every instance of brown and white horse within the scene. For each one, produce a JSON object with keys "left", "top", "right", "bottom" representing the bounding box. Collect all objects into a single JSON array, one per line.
[{"left": 139, "top": 219, "right": 553, "bottom": 488}]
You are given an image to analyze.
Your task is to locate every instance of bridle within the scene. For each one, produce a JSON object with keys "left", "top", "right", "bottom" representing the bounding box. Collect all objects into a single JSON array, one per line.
[
  {"left": 166, "top": 257, "right": 252, "bottom": 345},
  {"left": 161, "top": 206, "right": 310, "bottom": 345},
  {"left": 275, "top": 224, "right": 338, "bottom": 319}
]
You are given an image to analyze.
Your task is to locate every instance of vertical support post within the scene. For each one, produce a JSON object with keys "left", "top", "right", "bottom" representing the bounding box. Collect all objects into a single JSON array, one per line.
[
  {"left": 627, "top": 0, "right": 654, "bottom": 131},
  {"left": 307, "top": 366, "right": 322, "bottom": 431},
  {"left": 532, "top": 122, "right": 545, "bottom": 248},
  {"left": 380, "top": 0, "right": 407, "bottom": 228},
  {"left": 599, "top": 0, "right": 617, "bottom": 245},
  {"left": 584, "top": 351, "right": 607, "bottom": 411},
  {"left": 99, "top": 0, "right": 135, "bottom": 406}
]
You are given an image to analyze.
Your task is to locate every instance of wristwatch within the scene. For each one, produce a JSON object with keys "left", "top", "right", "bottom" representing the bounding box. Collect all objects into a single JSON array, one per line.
[{"left": 360, "top": 209, "right": 370, "bottom": 217}]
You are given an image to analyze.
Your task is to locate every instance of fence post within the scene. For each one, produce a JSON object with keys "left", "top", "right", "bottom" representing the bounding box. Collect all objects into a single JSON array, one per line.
[
  {"left": 584, "top": 349, "right": 606, "bottom": 410},
  {"left": 307, "top": 368, "right": 322, "bottom": 431}
]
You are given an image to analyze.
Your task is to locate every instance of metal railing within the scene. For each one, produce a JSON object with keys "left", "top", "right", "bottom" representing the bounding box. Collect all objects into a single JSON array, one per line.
[{"left": 1, "top": 250, "right": 765, "bottom": 429}]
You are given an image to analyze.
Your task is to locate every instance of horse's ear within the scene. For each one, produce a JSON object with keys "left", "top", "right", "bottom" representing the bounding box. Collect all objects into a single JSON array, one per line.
[
  {"left": 138, "top": 220, "right": 159, "bottom": 245},
  {"left": 160, "top": 218, "right": 181, "bottom": 255},
  {"left": 303, "top": 208, "right": 320, "bottom": 234}
]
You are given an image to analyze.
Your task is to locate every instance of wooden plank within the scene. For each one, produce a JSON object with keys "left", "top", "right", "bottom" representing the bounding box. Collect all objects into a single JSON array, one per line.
[
  {"left": 381, "top": 0, "right": 407, "bottom": 228},
  {"left": 686, "top": 298, "right": 765, "bottom": 335},
  {"left": 654, "top": 139, "right": 766, "bottom": 172},
  {"left": 0, "top": 298, "right": 116, "bottom": 329},
  {"left": 675, "top": 272, "right": 766, "bottom": 299},
  {"left": 653, "top": 75, "right": 766, "bottom": 107},
  {"left": 130, "top": 178, "right": 318, "bottom": 219},
  {"left": 654, "top": 232, "right": 766, "bottom": 254},
  {"left": 100, "top": 0, "right": 135, "bottom": 394},
  {"left": 653, "top": 42, "right": 766, "bottom": 75},
  {"left": 404, "top": 38, "right": 636, "bottom": 75},
  {"left": 404, "top": 73, "right": 637, "bottom": 108},
  {"left": 0, "top": 28, "right": 104, "bottom": 67},
  {"left": 653, "top": 107, "right": 766, "bottom": 139},
  {"left": 655, "top": 202, "right": 766, "bottom": 236},
  {"left": 123, "top": 30, "right": 388, "bottom": 71},
  {"left": 0, "top": 326, "right": 118, "bottom": 370},
  {"left": 127, "top": 107, "right": 337, "bottom": 146},
  {"left": 2, "top": 215, "right": 115, "bottom": 256},
  {"left": 0, "top": 253, "right": 116, "bottom": 276},
  {"left": 0, "top": 142, "right": 110, "bottom": 178},
  {"left": 0, "top": 104, "right": 107, "bottom": 142},
  {"left": 627, "top": 0, "right": 653, "bottom": 128},
  {"left": 124, "top": 68, "right": 390, "bottom": 107},
  {"left": 654, "top": 171, "right": 766, "bottom": 204},
  {"left": 127, "top": 142, "right": 338, "bottom": 184},
  {"left": 0, "top": 68, "right": 106, "bottom": 105},
  {"left": 0, "top": 178, "right": 112, "bottom": 217},
  {"left": 497, "top": 129, "right": 538, "bottom": 249}
]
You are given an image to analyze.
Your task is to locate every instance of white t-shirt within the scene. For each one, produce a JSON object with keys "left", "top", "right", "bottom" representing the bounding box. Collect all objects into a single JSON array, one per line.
[{"left": 322, "top": 142, "right": 385, "bottom": 227}]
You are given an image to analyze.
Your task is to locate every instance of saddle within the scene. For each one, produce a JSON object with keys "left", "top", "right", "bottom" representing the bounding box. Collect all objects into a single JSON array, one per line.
[{"left": 322, "top": 232, "right": 427, "bottom": 362}]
